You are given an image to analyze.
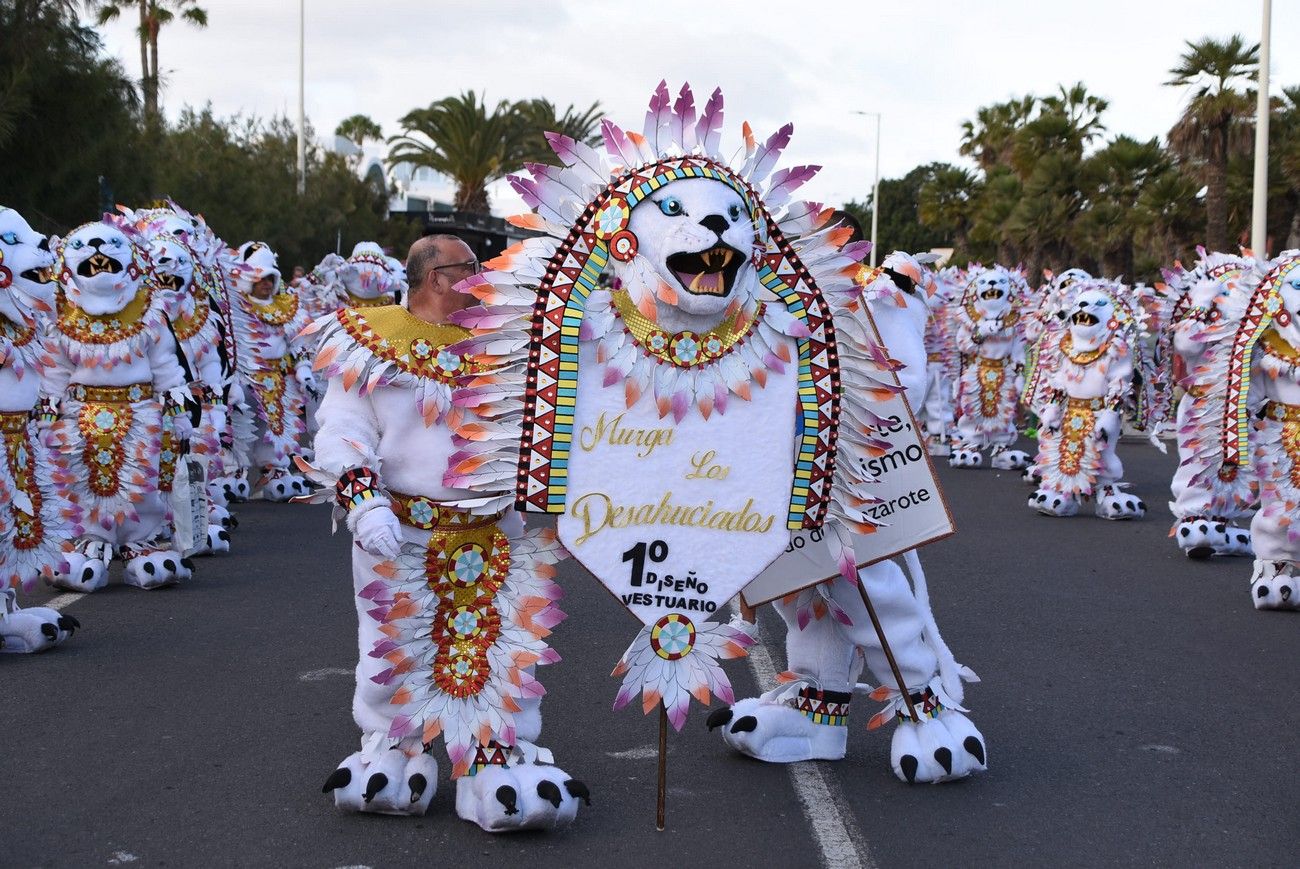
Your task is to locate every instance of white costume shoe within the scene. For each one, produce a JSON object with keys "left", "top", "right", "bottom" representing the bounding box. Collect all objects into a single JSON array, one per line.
[
  {"left": 1251, "top": 560, "right": 1300, "bottom": 611},
  {"left": 454, "top": 743, "right": 588, "bottom": 832}
]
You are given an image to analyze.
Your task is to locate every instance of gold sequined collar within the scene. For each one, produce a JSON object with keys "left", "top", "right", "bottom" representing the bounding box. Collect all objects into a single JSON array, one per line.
[
  {"left": 247, "top": 291, "right": 299, "bottom": 325},
  {"left": 1262, "top": 326, "right": 1300, "bottom": 363},
  {"left": 1061, "top": 331, "right": 1110, "bottom": 366},
  {"left": 1, "top": 314, "right": 35, "bottom": 347},
  {"left": 611, "top": 291, "right": 761, "bottom": 369},
  {"left": 336, "top": 305, "right": 472, "bottom": 380},
  {"left": 345, "top": 290, "right": 391, "bottom": 308},
  {"left": 57, "top": 285, "right": 153, "bottom": 345}
]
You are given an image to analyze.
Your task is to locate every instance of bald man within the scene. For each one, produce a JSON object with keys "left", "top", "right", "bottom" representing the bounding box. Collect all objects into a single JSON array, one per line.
[{"left": 306, "top": 234, "right": 585, "bottom": 831}]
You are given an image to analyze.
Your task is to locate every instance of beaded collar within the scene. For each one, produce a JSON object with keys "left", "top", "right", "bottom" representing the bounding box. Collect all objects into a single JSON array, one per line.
[{"left": 611, "top": 291, "right": 761, "bottom": 370}]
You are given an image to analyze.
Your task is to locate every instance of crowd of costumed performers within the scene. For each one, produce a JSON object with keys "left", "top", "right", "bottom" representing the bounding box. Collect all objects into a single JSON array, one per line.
[
  {"left": 912, "top": 247, "right": 1300, "bottom": 609},
  {"left": 4, "top": 87, "right": 1299, "bottom": 839},
  {"left": 0, "top": 198, "right": 407, "bottom": 653}
]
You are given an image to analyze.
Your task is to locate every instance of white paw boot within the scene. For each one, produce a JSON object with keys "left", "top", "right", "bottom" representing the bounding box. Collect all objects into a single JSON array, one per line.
[
  {"left": 948, "top": 445, "right": 984, "bottom": 469},
  {"left": 1173, "top": 517, "right": 1227, "bottom": 559},
  {"left": 322, "top": 737, "right": 440, "bottom": 816},
  {"left": 990, "top": 448, "right": 1031, "bottom": 471},
  {"left": 455, "top": 742, "right": 588, "bottom": 832},
  {"left": 1029, "top": 487, "right": 1079, "bottom": 517},
  {"left": 1215, "top": 523, "right": 1253, "bottom": 557},
  {"left": 0, "top": 588, "right": 80, "bottom": 653},
  {"left": 708, "top": 684, "right": 850, "bottom": 762},
  {"left": 1095, "top": 484, "right": 1146, "bottom": 520},
  {"left": 49, "top": 539, "right": 112, "bottom": 593},
  {"left": 120, "top": 542, "right": 191, "bottom": 589},
  {"left": 1251, "top": 560, "right": 1300, "bottom": 611}
]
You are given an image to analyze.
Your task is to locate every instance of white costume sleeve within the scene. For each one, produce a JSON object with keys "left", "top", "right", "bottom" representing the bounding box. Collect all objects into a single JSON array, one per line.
[{"left": 313, "top": 378, "right": 381, "bottom": 478}]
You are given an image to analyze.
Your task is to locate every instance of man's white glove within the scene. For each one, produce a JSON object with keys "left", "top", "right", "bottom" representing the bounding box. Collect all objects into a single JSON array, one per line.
[{"left": 354, "top": 504, "right": 403, "bottom": 559}]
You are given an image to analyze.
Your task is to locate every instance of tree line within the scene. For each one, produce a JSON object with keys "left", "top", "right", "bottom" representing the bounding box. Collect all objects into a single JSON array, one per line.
[{"left": 851, "top": 36, "right": 1300, "bottom": 282}]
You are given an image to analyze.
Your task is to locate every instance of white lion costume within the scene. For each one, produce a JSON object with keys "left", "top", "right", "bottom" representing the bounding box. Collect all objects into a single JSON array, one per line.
[
  {"left": 442, "top": 83, "right": 986, "bottom": 786},
  {"left": 225, "top": 241, "right": 314, "bottom": 501},
  {"left": 917, "top": 265, "right": 961, "bottom": 455},
  {"left": 1027, "top": 278, "right": 1166, "bottom": 519},
  {"left": 1163, "top": 252, "right": 1258, "bottom": 558},
  {"left": 949, "top": 265, "right": 1031, "bottom": 470},
  {"left": 337, "top": 242, "right": 399, "bottom": 310},
  {"left": 0, "top": 206, "right": 79, "bottom": 652},
  {"left": 1215, "top": 251, "right": 1300, "bottom": 609},
  {"left": 301, "top": 302, "right": 577, "bottom": 831},
  {"left": 42, "top": 218, "right": 193, "bottom": 591}
]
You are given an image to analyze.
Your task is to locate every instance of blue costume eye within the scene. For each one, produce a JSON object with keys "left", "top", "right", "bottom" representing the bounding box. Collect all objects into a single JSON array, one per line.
[
  {"left": 70, "top": 239, "right": 84, "bottom": 249},
  {"left": 0, "top": 232, "right": 16, "bottom": 245},
  {"left": 657, "top": 197, "right": 684, "bottom": 217},
  {"left": 727, "top": 204, "right": 742, "bottom": 221}
]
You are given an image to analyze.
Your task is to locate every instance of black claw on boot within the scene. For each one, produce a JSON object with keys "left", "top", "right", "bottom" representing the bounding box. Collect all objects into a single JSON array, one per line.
[
  {"left": 495, "top": 785, "right": 519, "bottom": 816},
  {"left": 1282, "top": 586, "right": 1293, "bottom": 602},
  {"left": 162, "top": 559, "right": 177, "bottom": 573},
  {"left": 218, "top": 530, "right": 230, "bottom": 542},
  {"left": 58, "top": 615, "right": 80, "bottom": 632},
  {"left": 900, "top": 754, "right": 919, "bottom": 783},
  {"left": 1257, "top": 583, "right": 1270, "bottom": 598},
  {"left": 181, "top": 557, "right": 195, "bottom": 570},
  {"left": 363, "top": 772, "right": 388, "bottom": 803},
  {"left": 706, "top": 708, "right": 733, "bottom": 731},
  {"left": 143, "top": 562, "right": 156, "bottom": 575},
  {"left": 537, "top": 780, "right": 562, "bottom": 809},
  {"left": 321, "top": 767, "right": 351, "bottom": 793},
  {"left": 564, "top": 779, "right": 591, "bottom": 806},
  {"left": 963, "top": 736, "right": 986, "bottom": 765},
  {"left": 41, "top": 623, "right": 58, "bottom": 640},
  {"left": 81, "top": 566, "right": 96, "bottom": 583},
  {"left": 934, "top": 746, "right": 953, "bottom": 775},
  {"left": 408, "top": 773, "right": 428, "bottom": 804},
  {"left": 730, "top": 715, "right": 758, "bottom": 734}
]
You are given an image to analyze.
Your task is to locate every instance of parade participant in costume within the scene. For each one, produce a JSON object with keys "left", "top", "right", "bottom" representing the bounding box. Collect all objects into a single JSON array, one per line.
[
  {"left": 445, "top": 83, "right": 986, "bottom": 785},
  {"left": 336, "top": 241, "right": 399, "bottom": 310},
  {"left": 1027, "top": 278, "right": 1163, "bottom": 519},
  {"left": 949, "top": 265, "right": 1032, "bottom": 470},
  {"left": 120, "top": 201, "right": 252, "bottom": 511},
  {"left": 0, "top": 206, "right": 79, "bottom": 651},
  {"left": 386, "top": 254, "right": 409, "bottom": 305},
  {"left": 1216, "top": 251, "right": 1300, "bottom": 608},
  {"left": 148, "top": 232, "right": 230, "bottom": 554},
  {"left": 297, "top": 253, "right": 347, "bottom": 321},
  {"left": 225, "top": 241, "right": 314, "bottom": 500},
  {"left": 1020, "top": 268, "right": 1092, "bottom": 484},
  {"left": 1164, "top": 252, "right": 1257, "bottom": 558},
  {"left": 918, "top": 265, "right": 960, "bottom": 455},
  {"left": 304, "top": 234, "right": 580, "bottom": 831},
  {"left": 43, "top": 218, "right": 193, "bottom": 591},
  {"left": 707, "top": 250, "right": 985, "bottom": 781}
]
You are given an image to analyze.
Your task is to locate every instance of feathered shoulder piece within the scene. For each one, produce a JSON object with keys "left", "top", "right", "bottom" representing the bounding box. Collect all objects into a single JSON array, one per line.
[
  {"left": 303, "top": 304, "right": 474, "bottom": 426},
  {"left": 443, "top": 82, "right": 901, "bottom": 573}
]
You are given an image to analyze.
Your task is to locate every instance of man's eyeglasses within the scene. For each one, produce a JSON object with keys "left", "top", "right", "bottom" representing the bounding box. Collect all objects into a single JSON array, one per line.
[{"left": 432, "top": 259, "right": 481, "bottom": 275}]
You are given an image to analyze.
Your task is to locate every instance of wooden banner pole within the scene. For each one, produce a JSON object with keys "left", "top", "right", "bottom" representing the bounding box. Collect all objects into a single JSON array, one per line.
[{"left": 656, "top": 703, "right": 668, "bottom": 830}]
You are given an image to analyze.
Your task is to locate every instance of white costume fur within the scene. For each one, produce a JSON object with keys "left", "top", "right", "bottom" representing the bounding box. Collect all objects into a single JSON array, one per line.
[
  {"left": 43, "top": 219, "right": 192, "bottom": 591},
  {"left": 307, "top": 305, "right": 582, "bottom": 831},
  {"left": 949, "top": 265, "right": 1030, "bottom": 470},
  {"left": 0, "top": 206, "right": 78, "bottom": 651},
  {"left": 713, "top": 253, "right": 986, "bottom": 783}
]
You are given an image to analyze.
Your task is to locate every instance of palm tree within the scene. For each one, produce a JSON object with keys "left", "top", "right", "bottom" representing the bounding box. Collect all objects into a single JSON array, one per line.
[
  {"left": 387, "top": 92, "right": 603, "bottom": 214},
  {"left": 959, "top": 95, "right": 1036, "bottom": 172},
  {"left": 92, "top": 0, "right": 208, "bottom": 128},
  {"left": 1166, "top": 34, "right": 1259, "bottom": 250},
  {"left": 335, "top": 114, "right": 382, "bottom": 148},
  {"left": 1079, "top": 135, "right": 1170, "bottom": 275},
  {"left": 918, "top": 164, "right": 981, "bottom": 252}
]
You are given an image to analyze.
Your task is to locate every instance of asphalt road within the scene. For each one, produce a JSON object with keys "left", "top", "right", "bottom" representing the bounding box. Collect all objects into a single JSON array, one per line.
[{"left": 5, "top": 440, "right": 1299, "bottom": 868}]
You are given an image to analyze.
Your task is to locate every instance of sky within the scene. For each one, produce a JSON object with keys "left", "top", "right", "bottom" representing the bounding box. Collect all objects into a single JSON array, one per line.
[{"left": 92, "top": 0, "right": 1298, "bottom": 216}]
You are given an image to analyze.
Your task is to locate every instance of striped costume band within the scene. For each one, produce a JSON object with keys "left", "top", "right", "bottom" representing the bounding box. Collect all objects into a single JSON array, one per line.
[
  {"left": 0, "top": 410, "right": 30, "bottom": 433},
  {"left": 335, "top": 466, "right": 381, "bottom": 511},
  {"left": 895, "top": 686, "right": 945, "bottom": 724},
  {"left": 796, "top": 686, "right": 852, "bottom": 727},
  {"left": 387, "top": 489, "right": 505, "bottom": 531},
  {"left": 466, "top": 741, "right": 512, "bottom": 777},
  {"left": 67, "top": 382, "right": 153, "bottom": 403}
]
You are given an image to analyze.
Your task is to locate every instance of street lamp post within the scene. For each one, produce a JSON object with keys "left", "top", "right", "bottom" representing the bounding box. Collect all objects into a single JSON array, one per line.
[
  {"left": 853, "top": 111, "right": 882, "bottom": 267},
  {"left": 296, "top": 0, "right": 306, "bottom": 196},
  {"left": 1250, "top": 0, "right": 1271, "bottom": 256}
]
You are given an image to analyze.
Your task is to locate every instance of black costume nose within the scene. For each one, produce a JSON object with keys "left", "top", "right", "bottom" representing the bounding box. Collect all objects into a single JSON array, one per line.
[
  {"left": 87, "top": 237, "right": 105, "bottom": 247},
  {"left": 37, "top": 236, "right": 50, "bottom": 251},
  {"left": 699, "top": 214, "right": 730, "bottom": 236}
]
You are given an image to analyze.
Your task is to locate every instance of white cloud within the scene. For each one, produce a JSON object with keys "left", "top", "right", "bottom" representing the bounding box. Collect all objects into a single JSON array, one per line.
[{"left": 92, "top": 0, "right": 1298, "bottom": 216}]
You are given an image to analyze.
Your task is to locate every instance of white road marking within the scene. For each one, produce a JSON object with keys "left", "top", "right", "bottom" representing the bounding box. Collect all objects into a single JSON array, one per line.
[
  {"left": 298, "top": 667, "right": 353, "bottom": 682},
  {"left": 735, "top": 605, "right": 874, "bottom": 869},
  {"left": 605, "top": 744, "right": 658, "bottom": 760},
  {"left": 107, "top": 851, "right": 138, "bottom": 865},
  {"left": 43, "top": 593, "right": 84, "bottom": 612}
]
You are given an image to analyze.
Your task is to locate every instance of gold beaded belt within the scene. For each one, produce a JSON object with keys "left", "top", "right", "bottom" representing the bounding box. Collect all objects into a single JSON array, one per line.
[
  {"left": 1066, "top": 396, "right": 1108, "bottom": 411},
  {"left": 927, "top": 353, "right": 943, "bottom": 362},
  {"left": 0, "top": 410, "right": 30, "bottom": 433},
  {"left": 67, "top": 382, "right": 154, "bottom": 403},
  {"left": 1262, "top": 400, "right": 1300, "bottom": 423},
  {"left": 387, "top": 489, "right": 505, "bottom": 531}
]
